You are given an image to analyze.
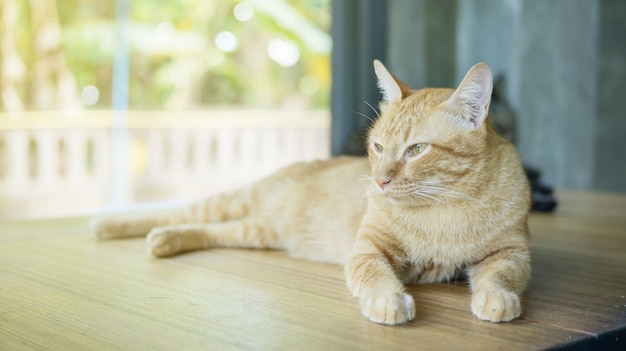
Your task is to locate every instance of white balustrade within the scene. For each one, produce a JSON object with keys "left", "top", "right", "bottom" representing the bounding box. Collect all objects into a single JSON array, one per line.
[{"left": 0, "top": 110, "right": 330, "bottom": 219}]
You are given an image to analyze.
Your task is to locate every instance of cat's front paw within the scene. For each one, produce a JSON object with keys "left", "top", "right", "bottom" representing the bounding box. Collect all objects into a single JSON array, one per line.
[
  {"left": 147, "top": 227, "right": 182, "bottom": 258},
  {"left": 471, "top": 289, "right": 521, "bottom": 322},
  {"left": 359, "top": 291, "right": 416, "bottom": 325}
]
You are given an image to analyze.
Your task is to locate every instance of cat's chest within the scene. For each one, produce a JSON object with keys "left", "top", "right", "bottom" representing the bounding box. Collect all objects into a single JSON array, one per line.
[
  {"left": 397, "top": 225, "right": 478, "bottom": 283},
  {"left": 386, "top": 208, "right": 486, "bottom": 278}
]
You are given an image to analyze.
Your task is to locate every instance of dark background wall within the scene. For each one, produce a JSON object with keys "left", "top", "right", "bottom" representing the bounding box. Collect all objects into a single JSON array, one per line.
[{"left": 386, "top": 0, "right": 626, "bottom": 192}]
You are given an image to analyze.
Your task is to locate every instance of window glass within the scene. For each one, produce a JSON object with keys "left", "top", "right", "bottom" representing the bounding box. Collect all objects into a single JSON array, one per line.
[{"left": 0, "top": 0, "right": 331, "bottom": 219}]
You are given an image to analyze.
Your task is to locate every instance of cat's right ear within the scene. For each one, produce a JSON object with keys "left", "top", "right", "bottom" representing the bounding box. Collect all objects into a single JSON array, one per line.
[
  {"left": 373, "top": 60, "right": 412, "bottom": 103},
  {"left": 440, "top": 63, "right": 493, "bottom": 130}
]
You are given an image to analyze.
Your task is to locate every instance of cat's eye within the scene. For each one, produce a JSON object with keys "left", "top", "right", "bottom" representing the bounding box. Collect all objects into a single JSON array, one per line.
[
  {"left": 407, "top": 143, "right": 427, "bottom": 157},
  {"left": 373, "top": 142, "right": 384, "bottom": 152}
]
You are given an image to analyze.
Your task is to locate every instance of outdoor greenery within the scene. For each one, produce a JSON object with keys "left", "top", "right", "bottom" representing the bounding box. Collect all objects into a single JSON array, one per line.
[{"left": 0, "top": 0, "right": 331, "bottom": 111}]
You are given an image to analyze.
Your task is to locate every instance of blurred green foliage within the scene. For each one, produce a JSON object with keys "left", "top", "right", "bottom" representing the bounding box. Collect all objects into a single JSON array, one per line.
[{"left": 7, "top": 0, "right": 330, "bottom": 111}]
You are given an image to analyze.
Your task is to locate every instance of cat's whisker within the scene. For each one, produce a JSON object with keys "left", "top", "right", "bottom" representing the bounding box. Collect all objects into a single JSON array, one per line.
[
  {"left": 406, "top": 182, "right": 479, "bottom": 204},
  {"left": 359, "top": 176, "right": 375, "bottom": 195},
  {"left": 418, "top": 179, "right": 456, "bottom": 185},
  {"left": 404, "top": 194, "right": 430, "bottom": 206},
  {"left": 358, "top": 175, "right": 374, "bottom": 182},
  {"left": 352, "top": 111, "right": 376, "bottom": 124},
  {"left": 362, "top": 183, "right": 374, "bottom": 193},
  {"left": 417, "top": 185, "right": 479, "bottom": 203},
  {"left": 412, "top": 191, "right": 442, "bottom": 204},
  {"left": 363, "top": 100, "right": 381, "bottom": 118},
  {"left": 409, "top": 197, "right": 431, "bottom": 206},
  {"left": 359, "top": 176, "right": 376, "bottom": 195},
  {"left": 434, "top": 189, "right": 477, "bottom": 202}
]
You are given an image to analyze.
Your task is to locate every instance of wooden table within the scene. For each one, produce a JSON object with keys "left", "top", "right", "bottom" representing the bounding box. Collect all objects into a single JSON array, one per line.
[{"left": 1, "top": 190, "right": 625, "bottom": 350}]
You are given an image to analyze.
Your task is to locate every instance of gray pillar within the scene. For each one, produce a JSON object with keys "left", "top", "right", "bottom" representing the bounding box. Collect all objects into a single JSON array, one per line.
[
  {"left": 388, "top": 0, "right": 457, "bottom": 89},
  {"left": 455, "top": 0, "right": 516, "bottom": 84},
  {"left": 513, "top": 0, "right": 599, "bottom": 189},
  {"left": 593, "top": 0, "right": 626, "bottom": 191},
  {"left": 456, "top": 0, "right": 603, "bottom": 190},
  {"left": 365, "top": 0, "right": 626, "bottom": 192},
  {"left": 331, "top": 0, "right": 387, "bottom": 156}
]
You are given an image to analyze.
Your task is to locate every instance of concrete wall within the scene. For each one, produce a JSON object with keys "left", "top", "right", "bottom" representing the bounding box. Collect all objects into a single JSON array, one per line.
[
  {"left": 594, "top": 0, "right": 626, "bottom": 192},
  {"left": 388, "top": 0, "right": 457, "bottom": 89},
  {"left": 387, "top": 0, "right": 626, "bottom": 192}
]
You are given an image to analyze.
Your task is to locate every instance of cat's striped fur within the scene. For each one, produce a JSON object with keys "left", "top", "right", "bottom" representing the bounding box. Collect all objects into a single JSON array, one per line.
[{"left": 90, "top": 61, "right": 531, "bottom": 325}]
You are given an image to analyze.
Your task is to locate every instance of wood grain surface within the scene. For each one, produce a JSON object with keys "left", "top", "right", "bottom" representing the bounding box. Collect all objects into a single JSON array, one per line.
[{"left": 1, "top": 190, "right": 625, "bottom": 350}]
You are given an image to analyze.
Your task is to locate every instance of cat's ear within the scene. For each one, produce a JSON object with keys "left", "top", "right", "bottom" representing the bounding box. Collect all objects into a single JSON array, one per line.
[
  {"left": 373, "top": 60, "right": 412, "bottom": 103},
  {"left": 440, "top": 63, "right": 493, "bottom": 130}
]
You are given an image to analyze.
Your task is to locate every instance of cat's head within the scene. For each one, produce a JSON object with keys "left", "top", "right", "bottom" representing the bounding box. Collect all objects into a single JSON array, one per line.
[{"left": 367, "top": 60, "right": 494, "bottom": 205}]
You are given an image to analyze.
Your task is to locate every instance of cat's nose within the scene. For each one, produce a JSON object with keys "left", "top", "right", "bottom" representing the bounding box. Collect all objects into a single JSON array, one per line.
[{"left": 375, "top": 176, "right": 392, "bottom": 190}]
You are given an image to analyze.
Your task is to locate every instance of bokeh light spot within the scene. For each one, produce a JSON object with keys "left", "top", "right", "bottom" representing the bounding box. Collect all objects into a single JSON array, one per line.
[
  {"left": 234, "top": 2, "right": 254, "bottom": 22},
  {"left": 267, "top": 38, "right": 300, "bottom": 67},
  {"left": 215, "top": 31, "right": 238, "bottom": 52},
  {"left": 81, "top": 85, "right": 100, "bottom": 106},
  {"left": 155, "top": 21, "right": 175, "bottom": 41}
]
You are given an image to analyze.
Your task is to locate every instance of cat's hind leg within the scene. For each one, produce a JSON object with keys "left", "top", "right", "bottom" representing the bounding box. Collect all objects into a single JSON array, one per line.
[
  {"left": 147, "top": 216, "right": 280, "bottom": 257},
  {"left": 90, "top": 187, "right": 255, "bottom": 240},
  {"left": 90, "top": 213, "right": 170, "bottom": 240}
]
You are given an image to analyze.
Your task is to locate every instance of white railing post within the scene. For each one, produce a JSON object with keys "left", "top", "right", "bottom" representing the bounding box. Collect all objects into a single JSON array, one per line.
[{"left": 0, "top": 110, "right": 330, "bottom": 219}]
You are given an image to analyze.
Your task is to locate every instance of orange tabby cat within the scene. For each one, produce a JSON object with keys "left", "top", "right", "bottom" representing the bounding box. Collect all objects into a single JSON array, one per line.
[{"left": 90, "top": 61, "right": 531, "bottom": 325}]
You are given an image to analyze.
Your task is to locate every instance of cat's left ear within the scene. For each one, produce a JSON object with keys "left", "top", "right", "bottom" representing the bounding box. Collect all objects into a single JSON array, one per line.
[
  {"left": 440, "top": 63, "right": 493, "bottom": 130},
  {"left": 373, "top": 60, "right": 413, "bottom": 103}
]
